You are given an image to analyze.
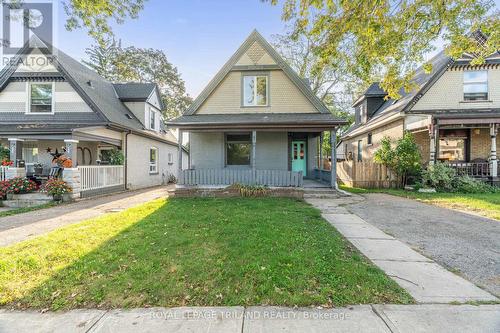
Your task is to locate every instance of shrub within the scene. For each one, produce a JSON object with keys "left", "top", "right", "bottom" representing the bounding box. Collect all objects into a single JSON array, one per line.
[
  {"left": 454, "top": 175, "right": 499, "bottom": 194},
  {"left": 230, "top": 183, "right": 269, "bottom": 197},
  {"left": 106, "top": 149, "right": 124, "bottom": 165},
  {"left": 374, "top": 132, "right": 421, "bottom": 187},
  {"left": 421, "top": 163, "right": 456, "bottom": 191},
  {"left": 0, "top": 180, "right": 9, "bottom": 199},
  {"left": 0, "top": 145, "right": 9, "bottom": 162},
  {"left": 5, "top": 177, "right": 38, "bottom": 194},
  {"left": 167, "top": 173, "right": 177, "bottom": 184},
  {"left": 41, "top": 179, "right": 72, "bottom": 197}
]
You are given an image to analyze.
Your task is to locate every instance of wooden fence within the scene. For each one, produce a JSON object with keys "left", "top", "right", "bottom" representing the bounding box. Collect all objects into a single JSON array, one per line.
[
  {"left": 178, "top": 169, "right": 303, "bottom": 187},
  {"left": 337, "top": 161, "right": 400, "bottom": 188},
  {"left": 78, "top": 165, "right": 125, "bottom": 192}
]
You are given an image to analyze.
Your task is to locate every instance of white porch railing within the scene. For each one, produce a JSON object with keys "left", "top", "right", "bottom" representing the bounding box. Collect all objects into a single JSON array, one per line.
[
  {"left": 78, "top": 165, "right": 125, "bottom": 191},
  {"left": 0, "top": 166, "right": 8, "bottom": 181},
  {"left": 178, "top": 169, "right": 303, "bottom": 187}
]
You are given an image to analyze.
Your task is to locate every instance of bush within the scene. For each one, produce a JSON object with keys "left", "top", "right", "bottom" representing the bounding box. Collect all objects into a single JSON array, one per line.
[
  {"left": 107, "top": 149, "right": 124, "bottom": 165},
  {"left": 454, "top": 175, "right": 499, "bottom": 193},
  {"left": 230, "top": 183, "right": 269, "bottom": 197},
  {"left": 5, "top": 177, "right": 38, "bottom": 194},
  {"left": 421, "top": 163, "right": 456, "bottom": 191},
  {"left": 41, "top": 179, "right": 72, "bottom": 197}
]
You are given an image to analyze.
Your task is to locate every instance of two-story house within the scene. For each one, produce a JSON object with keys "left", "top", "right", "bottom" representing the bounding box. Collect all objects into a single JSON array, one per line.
[
  {"left": 167, "top": 30, "right": 346, "bottom": 188},
  {"left": 0, "top": 36, "right": 188, "bottom": 196},
  {"left": 339, "top": 35, "right": 499, "bottom": 186}
]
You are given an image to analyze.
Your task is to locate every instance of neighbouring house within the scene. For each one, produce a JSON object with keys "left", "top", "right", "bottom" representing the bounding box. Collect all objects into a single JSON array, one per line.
[
  {"left": 0, "top": 36, "right": 188, "bottom": 198},
  {"left": 167, "top": 30, "right": 347, "bottom": 188},
  {"left": 338, "top": 33, "right": 499, "bottom": 188}
]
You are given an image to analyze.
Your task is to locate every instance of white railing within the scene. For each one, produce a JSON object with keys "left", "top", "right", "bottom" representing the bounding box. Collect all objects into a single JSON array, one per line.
[
  {"left": 0, "top": 166, "right": 8, "bottom": 181},
  {"left": 78, "top": 165, "right": 124, "bottom": 191},
  {"left": 179, "top": 169, "right": 303, "bottom": 187}
]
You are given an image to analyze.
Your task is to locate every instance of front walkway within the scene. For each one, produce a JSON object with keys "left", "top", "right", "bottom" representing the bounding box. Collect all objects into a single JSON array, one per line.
[
  {"left": 306, "top": 195, "right": 498, "bottom": 303},
  {"left": 1, "top": 304, "right": 499, "bottom": 332},
  {"left": 0, "top": 186, "right": 172, "bottom": 247}
]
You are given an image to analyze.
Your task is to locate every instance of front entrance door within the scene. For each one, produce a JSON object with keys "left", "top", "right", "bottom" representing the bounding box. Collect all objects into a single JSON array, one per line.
[{"left": 291, "top": 141, "right": 307, "bottom": 176}]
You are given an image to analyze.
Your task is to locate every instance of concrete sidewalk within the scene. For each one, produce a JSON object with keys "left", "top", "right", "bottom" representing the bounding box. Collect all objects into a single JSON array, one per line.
[
  {"left": 306, "top": 196, "right": 498, "bottom": 304},
  {"left": 0, "top": 186, "right": 171, "bottom": 247},
  {"left": 0, "top": 304, "right": 498, "bottom": 332}
]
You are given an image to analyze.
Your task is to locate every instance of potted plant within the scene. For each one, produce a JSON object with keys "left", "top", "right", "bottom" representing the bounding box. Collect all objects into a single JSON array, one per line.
[
  {"left": 1, "top": 159, "right": 13, "bottom": 167},
  {"left": 4, "top": 177, "right": 38, "bottom": 199},
  {"left": 41, "top": 178, "right": 72, "bottom": 201}
]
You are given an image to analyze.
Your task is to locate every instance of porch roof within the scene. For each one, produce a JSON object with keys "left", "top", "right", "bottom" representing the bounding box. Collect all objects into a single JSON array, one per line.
[{"left": 167, "top": 113, "right": 347, "bottom": 131}]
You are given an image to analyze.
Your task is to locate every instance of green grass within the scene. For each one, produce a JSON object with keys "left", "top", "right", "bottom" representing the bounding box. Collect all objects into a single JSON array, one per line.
[
  {"left": 340, "top": 185, "right": 500, "bottom": 221},
  {"left": 0, "top": 197, "right": 412, "bottom": 310},
  {"left": 0, "top": 202, "right": 58, "bottom": 218}
]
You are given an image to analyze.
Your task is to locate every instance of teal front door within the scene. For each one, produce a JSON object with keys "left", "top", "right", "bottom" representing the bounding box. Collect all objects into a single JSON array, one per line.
[{"left": 291, "top": 141, "right": 307, "bottom": 176}]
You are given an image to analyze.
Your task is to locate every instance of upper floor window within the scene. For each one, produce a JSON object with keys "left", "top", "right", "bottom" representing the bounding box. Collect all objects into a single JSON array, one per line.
[
  {"left": 149, "top": 107, "right": 156, "bottom": 130},
  {"left": 243, "top": 75, "right": 268, "bottom": 106},
  {"left": 463, "top": 71, "right": 488, "bottom": 101},
  {"left": 29, "top": 83, "right": 53, "bottom": 113}
]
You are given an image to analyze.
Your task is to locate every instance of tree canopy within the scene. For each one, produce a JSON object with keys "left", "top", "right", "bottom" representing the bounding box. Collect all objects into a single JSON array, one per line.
[
  {"left": 267, "top": 0, "right": 499, "bottom": 98},
  {"left": 84, "top": 39, "right": 192, "bottom": 119}
]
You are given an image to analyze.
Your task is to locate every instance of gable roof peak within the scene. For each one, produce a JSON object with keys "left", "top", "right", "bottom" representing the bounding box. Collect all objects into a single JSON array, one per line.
[{"left": 184, "top": 29, "right": 329, "bottom": 115}]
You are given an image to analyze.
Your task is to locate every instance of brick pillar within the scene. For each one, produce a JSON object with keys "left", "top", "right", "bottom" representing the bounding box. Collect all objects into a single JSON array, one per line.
[
  {"left": 64, "top": 139, "right": 79, "bottom": 167},
  {"left": 62, "top": 168, "right": 81, "bottom": 200},
  {"left": 491, "top": 124, "right": 498, "bottom": 178}
]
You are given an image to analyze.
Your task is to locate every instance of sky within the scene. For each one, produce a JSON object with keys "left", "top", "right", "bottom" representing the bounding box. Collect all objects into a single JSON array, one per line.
[{"left": 56, "top": 0, "right": 286, "bottom": 97}]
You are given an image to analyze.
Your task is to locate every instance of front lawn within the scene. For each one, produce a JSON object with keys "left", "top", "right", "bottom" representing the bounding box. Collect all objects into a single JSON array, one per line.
[
  {"left": 0, "top": 197, "right": 412, "bottom": 310},
  {"left": 341, "top": 185, "right": 500, "bottom": 221}
]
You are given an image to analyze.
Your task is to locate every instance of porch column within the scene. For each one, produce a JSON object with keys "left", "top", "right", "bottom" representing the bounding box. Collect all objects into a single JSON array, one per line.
[
  {"left": 330, "top": 129, "right": 338, "bottom": 189},
  {"left": 5, "top": 138, "right": 25, "bottom": 179},
  {"left": 319, "top": 132, "right": 324, "bottom": 181},
  {"left": 251, "top": 130, "right": 256, "bottom": 171},
  {"left": 64, "top": 139, "right": 79, "bottom": 167},
  {"left": 177, "top": 129, "right": 183, "bottom": 177},
  {"left": 429, "top": 124, "right": 436, "bottom": 165},
  {"left": 491, "top": 124, "right": 498, "bottom": 178},
  {"left": 7, "top": 138, "right": 23, "bottom": 163}
]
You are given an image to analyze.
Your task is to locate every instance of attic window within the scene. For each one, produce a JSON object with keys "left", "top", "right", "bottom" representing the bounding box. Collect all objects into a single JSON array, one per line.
[
  {"left": 463, "top": 71, "right": 488, "bottom": 101},
  {"left": 243, "top": 75, "right": 268, "bottom": 106},
  {"left": 29, "top": 83, "right": 53, "bottom": 113}
]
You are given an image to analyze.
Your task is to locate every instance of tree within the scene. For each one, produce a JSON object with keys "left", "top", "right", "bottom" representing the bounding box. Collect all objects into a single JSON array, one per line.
[
  {"left": 84, "top": 41, "right": 192, "bottom": 119},
  {"left": 271, "top": 29, "right": 356, "bottom": 157},
  {"left": 266, "top": 0, "right": 499, "bottom": 99},
  {"left": 374, "top": 132, "right": 422, "bottom": 186},
  {"left": 63, "top": 0, "right": 146, "bottom": 45}
]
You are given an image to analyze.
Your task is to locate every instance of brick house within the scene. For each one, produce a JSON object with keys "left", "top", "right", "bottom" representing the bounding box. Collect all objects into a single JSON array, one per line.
[{"left": 339, "top": 37, "right": 499, "bottom": 186}]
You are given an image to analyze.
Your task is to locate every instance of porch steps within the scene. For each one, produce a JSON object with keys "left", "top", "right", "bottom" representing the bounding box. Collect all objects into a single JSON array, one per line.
[
  {"left": 303, "top": 188, "right": 343, "bottom": 199},
  {"left": 2, "top": 192, "right": 53, "bottom": 208}
]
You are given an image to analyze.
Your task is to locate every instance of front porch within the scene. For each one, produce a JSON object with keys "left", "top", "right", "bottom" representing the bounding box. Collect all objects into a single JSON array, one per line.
[
  {"left": 0, "top": 131, "right": 126, "bottom": 197},
  {"left": 412, "top": 120, "right": 499, "bottom": 181}
]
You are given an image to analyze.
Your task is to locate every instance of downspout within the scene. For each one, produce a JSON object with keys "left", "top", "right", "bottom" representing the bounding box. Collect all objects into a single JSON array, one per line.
[{"left": 124, "top": 130, "right": 131, "bottom": 190}]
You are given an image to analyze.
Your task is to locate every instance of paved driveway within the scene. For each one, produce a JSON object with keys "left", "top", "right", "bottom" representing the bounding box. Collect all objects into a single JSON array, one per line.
[
  {"left": 0, "top": 186, "right": 172, "bottom": 247},
  {"left": 346, "top": 193, "right": 500, "bottom": 296}
]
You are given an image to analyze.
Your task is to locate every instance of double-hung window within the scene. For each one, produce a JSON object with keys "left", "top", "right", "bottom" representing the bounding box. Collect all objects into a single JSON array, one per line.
[
  {"left": 29, "top": 83, "right": 53, "bottom": 113},
  {"left": 149, "top": 147, "right": 158, "bottom": 174},
  {"left": 243, "top": 75, "right": 268, "bottom": 106},
  {"left": 226, "top": 133, "right": 251, "bottom": 166},
  {"left": 149, "top": 107, "right": 156, "bottom": 130},
  {"left": 464, "top": 71, "right": 488, "bottom": 101}
]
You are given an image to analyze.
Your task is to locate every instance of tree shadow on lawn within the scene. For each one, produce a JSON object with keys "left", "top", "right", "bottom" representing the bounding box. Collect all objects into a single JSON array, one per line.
[{"left": 3, "top": 197, "right": 412, "bottom": 310}]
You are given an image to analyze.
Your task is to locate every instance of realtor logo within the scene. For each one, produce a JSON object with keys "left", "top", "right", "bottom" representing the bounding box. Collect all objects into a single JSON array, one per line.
[{"left": 2, "top": 0, "right": 55, "bottom": 55}]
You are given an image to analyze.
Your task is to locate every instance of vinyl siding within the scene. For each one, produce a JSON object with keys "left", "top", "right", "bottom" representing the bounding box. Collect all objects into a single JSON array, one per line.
[{"left": 197, "top": 70, "right": 317, "bottom": 114}]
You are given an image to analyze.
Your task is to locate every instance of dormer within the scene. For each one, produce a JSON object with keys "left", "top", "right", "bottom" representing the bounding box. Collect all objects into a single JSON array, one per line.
[
  {"left": 114, "top": 83, "right": 163, "bottom": 131},
  {"left": 352, "top": 83, "right": 388, "bottom": 124}
]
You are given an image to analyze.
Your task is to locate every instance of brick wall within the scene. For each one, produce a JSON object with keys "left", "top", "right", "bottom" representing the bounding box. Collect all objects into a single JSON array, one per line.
[{"left": 470, "top": 128, "right": 497, "bottom": 161}]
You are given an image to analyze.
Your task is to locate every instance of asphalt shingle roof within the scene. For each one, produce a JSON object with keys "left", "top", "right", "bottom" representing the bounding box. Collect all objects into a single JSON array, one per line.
[{"left": 113, "top": 83, "right": 156, "bottom": 101}]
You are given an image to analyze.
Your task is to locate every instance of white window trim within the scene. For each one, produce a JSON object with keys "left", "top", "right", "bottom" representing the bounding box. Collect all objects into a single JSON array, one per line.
[
  {"left": 463, "top": 70, "right": 489, "bottom": 102},
  {"left": 149, "top": 107, "right": 157, "bottom": 130},
  {"left": 242, "top": 75, "right": 269, "bottom": 107},
  {"left": 26, "top": 82, "right": 55, "bottom": 115},
  {"left": 149, "top": 147, "right": 158, "bottom": 174}
]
